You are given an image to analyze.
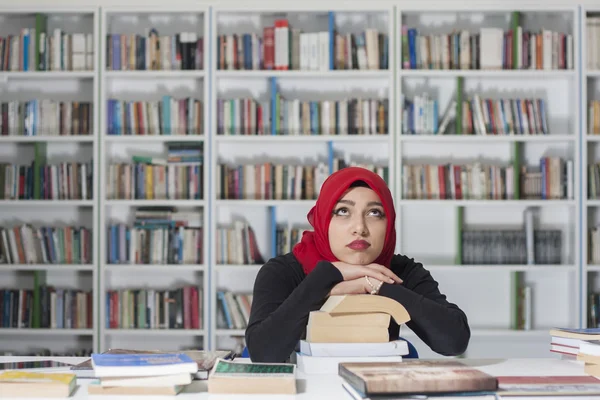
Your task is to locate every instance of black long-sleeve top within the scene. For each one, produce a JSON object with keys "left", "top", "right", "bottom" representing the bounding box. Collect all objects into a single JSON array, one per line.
[{"left": 245, "top": 252, "right": 471, "bottom": 363}]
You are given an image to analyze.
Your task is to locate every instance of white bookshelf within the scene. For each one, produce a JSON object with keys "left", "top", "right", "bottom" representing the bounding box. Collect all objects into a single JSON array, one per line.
[
  {"left": 397, "top": 3, "right": 580, "bottom": 359},
  {"left": 2, "top": 1, "right": 597, "bottom": 360},
  {"left": 583, "top": 4, "right": 600, "bottom": 331},
  {"left": 97, "top": 5, "right": 209, "bottom": 352},
  {"left": 209, "top": 3, "right": 394, "bottom": 353},
  {"left": 0, "top": 6, "right": 99, "bottom": 357}
]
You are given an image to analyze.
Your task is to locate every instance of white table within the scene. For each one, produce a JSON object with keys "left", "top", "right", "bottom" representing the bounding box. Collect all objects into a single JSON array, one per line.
[{"left": 0, "top": 356, "right": 598, "bottom": 399}]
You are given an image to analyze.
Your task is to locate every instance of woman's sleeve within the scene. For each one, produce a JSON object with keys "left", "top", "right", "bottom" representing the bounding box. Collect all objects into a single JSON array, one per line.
[
  {"left": 378, "top": 256, "right": 471, "bottom": 356},
  {"left": 245, "top": 258, "right": 343, "bottom": 363}
]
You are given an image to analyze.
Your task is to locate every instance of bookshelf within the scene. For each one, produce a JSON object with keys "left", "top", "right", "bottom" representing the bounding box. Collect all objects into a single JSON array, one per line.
[
  {"left": 0, "top": 6, "right": 99, "bottom": 357},
  {"left": 584, "top": 4, "right": 600, "bottom": 331},
  {"left": 209, "top": 3, "right": 394, "bottom": 354},
  {"left": 1, "top": 0, "right": 596, "bottom": 360},
  {"left": 98, "top": 6, "right": 209, "bottom": 352}
]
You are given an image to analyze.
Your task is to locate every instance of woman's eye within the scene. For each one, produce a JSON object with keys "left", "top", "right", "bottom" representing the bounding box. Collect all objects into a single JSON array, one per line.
[
  {"left": 370, "top": 209, "right": 384, "bottom": 217},
  {"left": 334, "top": 208, "right": 349, "bottom": 216}
]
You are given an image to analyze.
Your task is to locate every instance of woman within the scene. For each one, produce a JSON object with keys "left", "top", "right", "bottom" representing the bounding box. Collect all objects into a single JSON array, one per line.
[{"left": 245, "top": 167, "right": 470, "bottom": 363}]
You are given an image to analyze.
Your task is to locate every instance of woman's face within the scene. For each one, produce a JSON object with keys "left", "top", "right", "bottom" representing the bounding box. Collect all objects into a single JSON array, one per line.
[{"left": 327, "top": 186, "right": 387, "bottom": 265}]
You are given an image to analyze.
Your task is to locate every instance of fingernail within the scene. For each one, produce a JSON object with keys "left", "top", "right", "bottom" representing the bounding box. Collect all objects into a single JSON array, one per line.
[{"left": 389, "top": 278, "right": 394, "bottom": 283}]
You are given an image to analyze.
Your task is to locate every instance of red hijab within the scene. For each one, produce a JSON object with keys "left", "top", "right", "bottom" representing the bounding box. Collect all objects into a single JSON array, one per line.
[{"left": 292, "top": 167, "right": 396, "bottom": 275}]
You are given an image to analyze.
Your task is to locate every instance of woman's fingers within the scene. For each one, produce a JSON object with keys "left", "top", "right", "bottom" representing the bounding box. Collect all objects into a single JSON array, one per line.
[
  {"left": 361, "top": 267, "right": 395, "bottom": 284},
  {"left": 365, "top": 263, "right": 403, "bottom": 283}
]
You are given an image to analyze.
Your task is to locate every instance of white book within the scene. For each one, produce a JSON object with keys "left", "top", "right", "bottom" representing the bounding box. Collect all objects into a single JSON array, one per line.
[
  {"left": 294, "top": 352, "right": 404, "bottom": 375},
  {"left": 299, "top": 339, "right": 408, "bottom": 357}
]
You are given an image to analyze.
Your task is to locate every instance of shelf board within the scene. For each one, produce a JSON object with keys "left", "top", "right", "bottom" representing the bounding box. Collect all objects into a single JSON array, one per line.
[
  {"left": 104, "top": 70, "right": 205, "bottom": 78},
  {"left": 427, "top": 264, "right": 575, "bottom": 272},
  {"left": 585, "top": 200, "right": 600, "bottom": 206},
  {"left": 400, "top": 135, "right": 574, "bottom": 142},
  {"left": 216, "top": 134, "right": 390, "bottom": 142},
  {"left": 215, "top": 264, "right": 262, "bottom": 271},
  {"left": 216, "top": 329, "right": 245, "bottom": 336},
  {"left": 105, "top": 264, "right": 204, "bottom": 272},
  {"left": 585, "top": 135, "right": 600, "bottom": 142},
  {"left": 398, "top": 199, "right": 575, "bottom": 207},
  {"left": 0, "top": 71, "right": 94, "bottom": 80},
  {"left": 0, "top": 200, "right": 94, "bottom": 207},
  {"left": 105, "top": 199, "right": 206, "bottom": 207},
  {"left": 105, "top": 329, "right": 205, "bottom": 336},
  {"left": 400, "top": 328, "right": 550, "bottom": 337},
  {"left": 215, "top": 70, "right": 390, "bottom": 78},
  {"left": 587, "top": 70, "right": 600, "bottom": 77},
  {"left": 0, "top": 328, "right": 93, "bottom": 335},
  {"left": 0, "top": 136, "right": 94, "bottom": 143},
  {"left": 0, "top": 264, "right": 93, "bottom": 272},
  {"left": 400, "top": 69, "right": 575, "bottom": 78},
  {"left": 215, "top": 199, "right": 314, "bottom": 207},
  {"left": 586, "top": 265, "right": 600, "bottom": 272},
  {"left": 104, "top": 135, "right": 205, "bottom": 142}
]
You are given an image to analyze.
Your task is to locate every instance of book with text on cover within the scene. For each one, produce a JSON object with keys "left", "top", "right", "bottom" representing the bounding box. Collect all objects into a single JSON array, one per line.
[
  {"left": 207, "top": 359, "right": 296, "bottom": 395},
  {"left": 0, "top": 371, "right": 76, "bottom": 397},
  {"left": 339, "top": 360, "right": 498, "bottom": 396},
  {"left": 91, "top": 353, "right": 198, "bottom": 377}
]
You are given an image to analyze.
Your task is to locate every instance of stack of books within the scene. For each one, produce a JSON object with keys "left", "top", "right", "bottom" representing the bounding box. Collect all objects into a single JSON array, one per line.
[
  {"left": 549, "top": 328, "right": 600, "bottom": 378},
  {"left": 87, "top": 352, "right": 199, "bottom": 395},
  {"left": 294, "top": 294, "right": 410, "bottom": 374}
]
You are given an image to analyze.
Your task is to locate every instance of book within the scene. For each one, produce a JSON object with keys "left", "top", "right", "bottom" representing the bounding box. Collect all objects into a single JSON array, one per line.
[
  {"left": 87, "top": 381, "right": 186, "bottom": 396},
  {"left": 320, "top": 295, "right": 410, "bottom": 325},
  {"left": 0, "top": 371, "right": 76, "bottom": 397},
  {"left": 71, "top": 349, "right": 233, "bottom": 379},
  {"left": 338, "top": 360, "right": 498, "bottom": 396},
  {"left": 497, "top": 375, "right": 600, "bottom": 396},
  {"left": 550, "top": 327, "right": 600, "bottom": 340},
  {"left": 90, "top": 353, "right": 198, "bottom": 377},
  {"left": 299, "top": 339, "right": 408, "bottom": 357},
  {"left": 207, "top": 359, "right": 296, "bottom": 394},
  {"left": 305, "top": 295, "right": 410, "bottom": 343}
]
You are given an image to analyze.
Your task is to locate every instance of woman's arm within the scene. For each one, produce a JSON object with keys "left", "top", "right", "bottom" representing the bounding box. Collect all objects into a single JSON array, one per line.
[
  {"left": 245, "top": 256, "right": 343, "bottom": 363},
  {"left": 379, "top": 255, "right": 471, "bottom": 356}
]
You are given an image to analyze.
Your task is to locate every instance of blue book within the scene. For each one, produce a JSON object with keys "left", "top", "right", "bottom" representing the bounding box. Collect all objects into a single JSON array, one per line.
[
  {"left": 91, "top": 353, "right": 198, "bottom": 377},
  {"left": 550, "top": 327, "right": 600, "bottom": 340}
]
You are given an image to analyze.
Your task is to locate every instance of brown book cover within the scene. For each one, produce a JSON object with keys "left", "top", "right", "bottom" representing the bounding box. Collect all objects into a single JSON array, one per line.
[{"left": 339, "top": 360, "right": 498, "bottom": 396}]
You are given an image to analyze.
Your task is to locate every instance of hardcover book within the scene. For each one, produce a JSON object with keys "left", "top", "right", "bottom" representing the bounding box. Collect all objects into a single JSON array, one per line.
[{"left": 339, "top": 360, "right": 498, "bottom": 396}]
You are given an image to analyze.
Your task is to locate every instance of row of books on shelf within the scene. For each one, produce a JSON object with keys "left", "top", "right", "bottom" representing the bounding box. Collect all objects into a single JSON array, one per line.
[
  {"left": 217, "top": 96, "right": 389, "bottom": 137},
  {"left": 216, "top": 290, "right": 251, "bottom": 330},
  {"left": 401, "top": 95, "right": 549, "bottom": 136},
  {"left": 588, "top": 227, "right": 600, "bottom": 264},
  {"left": 215, "top": 221, "right": 262, "bottom": 266},
  {"left": 1, "top": 21, "right": 94, "bottom": 72},
  {"left": 586, "top": 16, "right": 600, "bottom": 70},
  {"left": 402, "top": 24, "right": 573, "bottom": 70},
  {"left": 106, "top": 206, "right": 203, "bottom": 265},
  {"left": 0, "top": 287, "right": 92, "bottom": 329},
  {"left": 0, "top": 225, "right": 92, "bottom": 265},
  {"left": 107, "top": 224, "right": 203, "bottom": 265},
  {"left": 0, "top": 161, "right": 93, "bottom": 201},
  {"left": 106, "top": 32, "right": 203, "bottom": 71},
  {"left": 588, "top": 101, "right": 600, "bottom": 135},
  {"left": 460, "top": 229, "right": 562, "bottom": 265},
  {"left": 588, "top": 292, "right": 600, "bottom": 328},
  {"left": 0, "top": 101, "right": 93, "bottom": 137},
  {"left": 401, "top": 157, "right": 573, "bottom": 200},
  {"left": 217, "top": 19, "right": 386, "bottom": 71},
  {"left": 105, "top": 143, "right": 203, "bottom": 200},
  {"left": 106, "top": 97, "right": 203, "bottom": 136},
  {"left": 216, "top": 160, "right": 387, "bottom": 201},
  {"left": 105, "top": 286, "right": 202, "bottom": 330}
]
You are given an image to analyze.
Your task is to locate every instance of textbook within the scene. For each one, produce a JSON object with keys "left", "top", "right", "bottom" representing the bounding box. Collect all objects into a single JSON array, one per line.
[
  {"left": 90, "top": 353, "right": 198, "bottom": 377},
  {"left": 339, "top": 360, "right": 498, "bottom": 396},
  {"left": 0, "top": 371, "right": 76, "bottom": 397},
  {"left": 306, "top": 294, "right": 410, "bottom": 343},
  {"left": 207, "top": 359, "right": 296, "bottom": 394}
]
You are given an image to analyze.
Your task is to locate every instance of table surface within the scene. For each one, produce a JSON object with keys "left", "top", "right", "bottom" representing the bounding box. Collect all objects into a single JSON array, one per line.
[{"left": 0, "top": 356, "right": 598, "bottom": 399}]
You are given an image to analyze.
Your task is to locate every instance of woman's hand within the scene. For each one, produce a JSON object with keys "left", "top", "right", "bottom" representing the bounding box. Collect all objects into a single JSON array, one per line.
[
  {"left": 329, "top": 277, "right": 372, "bottom": 296},
  {"left": 331, "top": 261, "right": 403, "bottom": 284}
]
